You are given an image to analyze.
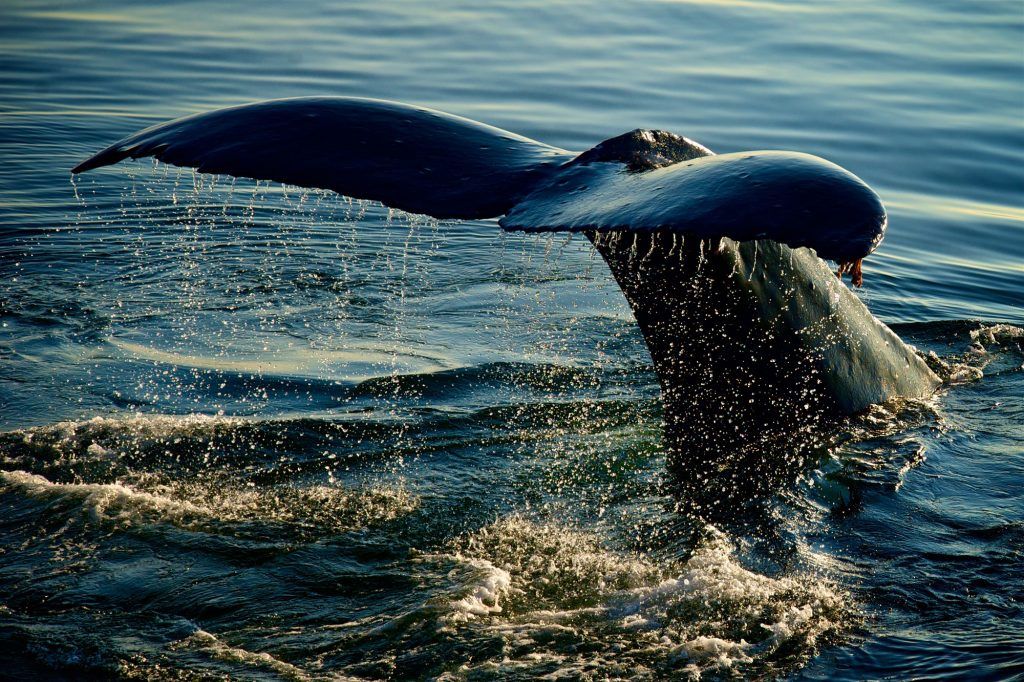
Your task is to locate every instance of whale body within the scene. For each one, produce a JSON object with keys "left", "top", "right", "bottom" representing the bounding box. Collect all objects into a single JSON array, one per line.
[{"left": 73, "top": 97, "right": 941, "bottom": 491}]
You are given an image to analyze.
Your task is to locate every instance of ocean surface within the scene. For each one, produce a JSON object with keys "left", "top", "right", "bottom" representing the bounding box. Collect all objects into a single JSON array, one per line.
[{"left": 1, "top": 1, "right": 1022, "bottom": 679}]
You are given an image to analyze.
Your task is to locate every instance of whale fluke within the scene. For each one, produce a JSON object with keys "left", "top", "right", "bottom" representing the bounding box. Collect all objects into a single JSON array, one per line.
[
  {"left": 74, "top": 97, "right": 941, "bottom": 498},
  {"left": 73, "top": 97, "right": 574, "bottom": 219},
  {"left": 74, "top": 97, "right": 883, "bottom": 264}
]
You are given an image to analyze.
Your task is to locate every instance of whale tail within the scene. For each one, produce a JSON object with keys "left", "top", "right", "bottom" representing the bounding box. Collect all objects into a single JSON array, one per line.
[
  {"left": 592, "top": 230, "right": 940, "bottom": 508},
  {"left": 73, "top": 97, "right": 940, "bottom": 504}
]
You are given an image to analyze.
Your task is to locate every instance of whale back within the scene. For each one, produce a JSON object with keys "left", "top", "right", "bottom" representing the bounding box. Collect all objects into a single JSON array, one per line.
[{"left": 73, "top": 97, "right": 574, "bottom": 219}]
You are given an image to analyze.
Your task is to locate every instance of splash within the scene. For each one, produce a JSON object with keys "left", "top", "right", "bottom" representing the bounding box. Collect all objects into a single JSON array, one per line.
[
  {"left": 1, "top": 413, "right": 419, "bottom": 537},
  {"left": 921, "top": 322, "right": 1023, "bottom": 383},
  {"left": 970, "top": 323, "right": 1023, "bottom": 350},
  {"left": 0, "top": 469, "right": 418, "bottom": 536},
  {"left": 414, "top": 517, "right": 853, "bottom": 680}
]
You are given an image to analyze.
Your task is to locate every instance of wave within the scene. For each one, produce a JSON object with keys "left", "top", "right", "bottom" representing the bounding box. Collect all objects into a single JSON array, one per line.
[
  {"left": 0, "top": 467, "right": 418, "bottom": 537},
  {"left": 169, "top": 630, "right": 313, "bottom": 682},
  {"left": 383, "top": 517, "right": 854, "bottom": 680}
]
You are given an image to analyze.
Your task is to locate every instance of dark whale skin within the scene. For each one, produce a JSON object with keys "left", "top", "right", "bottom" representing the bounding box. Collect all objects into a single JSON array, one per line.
[
  {"left": 501, "top": 148, "right": 887, "bottom": 264},
  {"left": 73, "top": 97, "right": 574, "bottom": 219}
]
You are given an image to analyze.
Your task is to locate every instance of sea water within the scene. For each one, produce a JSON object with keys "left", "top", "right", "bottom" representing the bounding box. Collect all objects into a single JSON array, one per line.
[{"left": 1, "top": 1, "right": 1022, "bottom": 679}]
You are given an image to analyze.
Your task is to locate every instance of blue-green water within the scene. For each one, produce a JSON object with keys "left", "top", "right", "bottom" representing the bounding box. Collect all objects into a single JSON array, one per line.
[{"left": 1, "top": 1, "right": 1022, "bottom": 679}]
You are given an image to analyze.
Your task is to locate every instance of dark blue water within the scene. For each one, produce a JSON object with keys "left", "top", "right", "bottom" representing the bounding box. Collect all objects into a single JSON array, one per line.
[{"left": 1, "top": 1, "right": 1022, "bottom": 679}]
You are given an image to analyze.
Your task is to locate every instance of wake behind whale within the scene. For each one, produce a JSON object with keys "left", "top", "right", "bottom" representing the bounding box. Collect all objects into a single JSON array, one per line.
[{"left": 73, "top": 97, "right": 941, "bottom": 492}]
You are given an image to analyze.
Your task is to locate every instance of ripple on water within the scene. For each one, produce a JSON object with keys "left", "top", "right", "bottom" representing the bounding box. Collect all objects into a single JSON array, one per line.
[{"left": 0, "top": 414, "right": 420, "bottom": 539}]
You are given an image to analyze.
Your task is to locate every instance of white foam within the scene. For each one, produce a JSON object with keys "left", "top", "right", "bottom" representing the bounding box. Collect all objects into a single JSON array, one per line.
[
  {"left": 0, "top": 470, "right": 209, "bottom": 526},
  {"left": 447, "top": 557, "right": 513, "bottom": 621},
  {"left": 85, "top": 442, "right": 109, "bottom": 457},
  {"left": 174, "top": 630, "right": 318, "bottom": 681},
  {"left": 677, "top": 635, "right": 752, "bottom": 665},
  {"left": 424, "top": 519, "right": 849, "bottom": 679},
  {"left": 0, "top": 468, "right": 418, "bottom": 532},
  {"left": 925, "top": 350, "right": 985, "bottom": 383},
  {"left": 6, "top": 414, "right": 246, "bottom": 465},
  {"left": 25, "top": 413, "right": 243, "bottom": 442},
  {"left": 970, "top": 323, "right": 1023, "bottom": 347}
]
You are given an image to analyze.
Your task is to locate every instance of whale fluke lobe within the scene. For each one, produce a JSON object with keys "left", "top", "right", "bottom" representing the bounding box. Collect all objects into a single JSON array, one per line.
[
  {"left": 74, "top": 97, "right": 940, "bottom": 495},
  {"left": 72, "top": 97, "right": 574, "bottom": 219},
  {"left": 501, "top": 143, "right": 887, "bottom": 265}
]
